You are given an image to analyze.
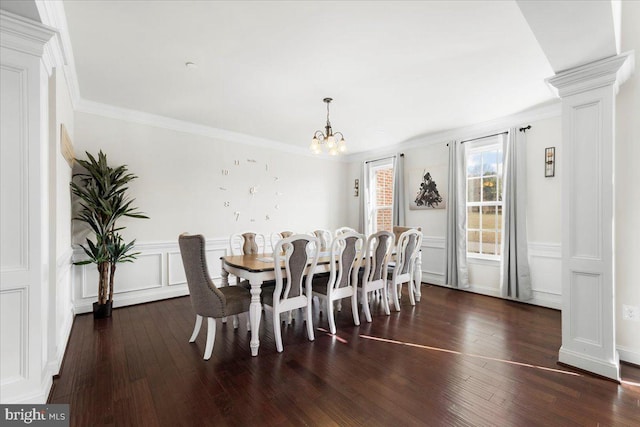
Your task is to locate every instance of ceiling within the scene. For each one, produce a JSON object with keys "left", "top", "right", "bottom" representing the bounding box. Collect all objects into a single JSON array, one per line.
[{"left": 61, "top": 0, "right": 556, "bottom": 154}]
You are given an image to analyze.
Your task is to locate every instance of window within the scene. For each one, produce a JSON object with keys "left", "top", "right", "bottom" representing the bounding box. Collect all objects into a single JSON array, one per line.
[
  {"left": 366, "top": 158, "right": 394, "bottom": 235},
  {"left": 466, "top": 137, "right": 503, "bottom": 258}
]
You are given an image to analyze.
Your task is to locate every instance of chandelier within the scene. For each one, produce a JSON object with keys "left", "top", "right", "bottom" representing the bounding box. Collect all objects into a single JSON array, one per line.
[{"left": 310, "top": 97, "right": 346, "bottom": 155}]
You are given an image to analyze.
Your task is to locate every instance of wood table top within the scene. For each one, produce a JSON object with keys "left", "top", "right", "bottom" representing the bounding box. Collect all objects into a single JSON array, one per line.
[{"left": 221, "top": 253, "right": 332, "bottom": 273}]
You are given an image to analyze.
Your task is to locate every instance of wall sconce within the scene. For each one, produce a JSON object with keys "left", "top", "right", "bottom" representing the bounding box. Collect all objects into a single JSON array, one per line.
[
  {"left": 354, "top": 179, "right": 359, "bottom": 197},
  {"left": 545, "top": 147, "right": 555, "bottom": 177}
]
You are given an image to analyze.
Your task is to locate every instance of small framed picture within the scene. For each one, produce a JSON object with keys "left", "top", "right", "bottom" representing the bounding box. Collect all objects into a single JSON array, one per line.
[{"left": 545, "top": 147, "right": 555, "bottom": 177}]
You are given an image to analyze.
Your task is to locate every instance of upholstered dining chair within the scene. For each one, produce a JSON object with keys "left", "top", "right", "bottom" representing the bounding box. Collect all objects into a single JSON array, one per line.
[
  {"left": 178, "top": 233, "right": 251, "bottom": 360},
  {"left": 312, "top": 231, "right": 363, "bottom": 334},
  {"left": 312, "top": 229, "right": 333, "bottom": 252},
  {"left": 269, "top": 231, "right": 294, "bottom": 252},
  {"left": 262, "top": 234, "right": 319, "bottom": 352},
  {"left": 334, "top": 226, "right": 357, "bottom": 238},
  {"left": 229, "top": 231, "right": 266, "bottom": 256},
  {"left": 392, "top": 226, "right": 422, "bottom": 245},
  {"left": 359, "top": 230, "right": 394, "bottom": 322},
  {"left": 388, "top": 228, "right": 423, "bottom": 311}
]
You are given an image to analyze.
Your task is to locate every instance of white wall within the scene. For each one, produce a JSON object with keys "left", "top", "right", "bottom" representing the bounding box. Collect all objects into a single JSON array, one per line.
[
  {"left": 70, "top": 111, "right": 350, "bottom": 312},
  {"left": 48, "top": 67, "right": 74, "bottom": 378},
  {"left": 346, "top": 113, "right": 563, "bottom": 308},
  {"left": 615, "top": 1, "right": 640, "bottom": 365}
]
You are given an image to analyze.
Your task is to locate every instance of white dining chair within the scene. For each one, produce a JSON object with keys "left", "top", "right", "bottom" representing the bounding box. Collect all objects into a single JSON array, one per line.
[
  {"left": 359, "top": 230, "right": 394, "bottom": 322},
  {"left": 229, "top": 231, "right": 266, "bottom": 255},
  {"left": 388, "top": 228, "right": 422, "bottom": 311},
  {"left": 334, "top": 226, "right": 357, "bottom": 238},
  {"left": 313, "top": 229, "right": 333, "bottom": 252},
  {"left": 312, "top": 231, "right": 363, "bottom": 334},
  {"left": 262, "top": 234, "right": 319, "bottom": 352}
]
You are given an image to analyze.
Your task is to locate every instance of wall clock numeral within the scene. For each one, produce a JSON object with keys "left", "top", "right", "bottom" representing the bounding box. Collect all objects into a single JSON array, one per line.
[
  {"left": 224, "top": 201, "right": 230, "bottom": 207},
  {"left": 222, "top": 169, "right": 229, "bottom": 175}
]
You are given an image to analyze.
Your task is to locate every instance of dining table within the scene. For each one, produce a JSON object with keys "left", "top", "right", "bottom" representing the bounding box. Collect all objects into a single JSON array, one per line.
[{"left": 220, "top": 251, "right": 422, "bottom": 356}]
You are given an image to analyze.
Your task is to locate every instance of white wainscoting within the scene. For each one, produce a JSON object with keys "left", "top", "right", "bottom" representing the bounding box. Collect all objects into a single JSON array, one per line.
[
  {"left": 72, "top": 238, "right": 230, "bottom": 314},
  {"left": 418, "top": 238, "right": 562, "bottom": 310},
  {"left": 528, "top": 242, "right": 562, "bottom": 309},
  {"left": 419, "top": 236, "right": 446, "bottom": 286}
]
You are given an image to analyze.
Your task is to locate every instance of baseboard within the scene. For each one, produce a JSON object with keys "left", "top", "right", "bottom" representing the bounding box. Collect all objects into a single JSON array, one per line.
[
  {"left": 559, "top": 346, "right": 620, "bottom": 381},
  {"left": 1, "top": 375, "right": 53, "bottom": 404},
  {"left": 421, "top": 271, "right": 445, "bottom": 286},
  {"left": 617, "top": 346, "right": 640, "bottom": 366},
  {"left": 74, "top": 286, "right": 190, "bottom": 314}
]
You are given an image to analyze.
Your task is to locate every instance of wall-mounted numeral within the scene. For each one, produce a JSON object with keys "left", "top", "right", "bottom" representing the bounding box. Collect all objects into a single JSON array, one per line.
[
  {"left": 234, "top": 211, "right": 240, "bottom": 221},
  {"left": 234, "top": 160, "right": 240, "bottom": 166},
  {"left": 265, "top": 214, "right": 270, "bottom": 221},
  {"left": 223, "top": 201, "right": 230, "bottom": 207},
  {"left": 222, "top": 169, "right": 229, "bottom": 175}
]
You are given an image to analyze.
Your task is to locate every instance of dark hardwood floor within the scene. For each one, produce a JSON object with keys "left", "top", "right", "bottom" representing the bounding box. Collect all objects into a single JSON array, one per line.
[{"left": 49, "top": 285, "right": 640, "bottom": 426}]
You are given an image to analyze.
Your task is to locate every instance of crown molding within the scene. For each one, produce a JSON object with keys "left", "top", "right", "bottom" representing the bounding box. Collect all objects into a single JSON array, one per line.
[
  {"left": 0, "top": 10, "right": 56, "bottom": 57},
  {"left": 345, "top": 101, "right": 561, "bottom": 163},
  {"left": 75, "top": 98, "right": 346, "bottom": 161},
  {"left": 35, "top": 0, "right": 81, "bottom": 106},
  {"left": 547, "top": 51, "right": 635, "bottom": 97}
]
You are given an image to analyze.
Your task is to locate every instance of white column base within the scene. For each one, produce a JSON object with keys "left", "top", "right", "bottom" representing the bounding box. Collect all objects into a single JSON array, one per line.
[{"left": 559, "top": 346, "right": 620, "bottom": 381}]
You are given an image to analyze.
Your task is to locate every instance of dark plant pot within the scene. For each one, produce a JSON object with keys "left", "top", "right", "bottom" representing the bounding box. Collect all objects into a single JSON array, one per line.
[{"left": 93, "top": 301, "right": 113, "bottom": 319}]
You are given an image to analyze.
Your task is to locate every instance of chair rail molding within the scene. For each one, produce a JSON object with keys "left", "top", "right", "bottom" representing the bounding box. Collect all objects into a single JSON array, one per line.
[{"left": 71, "top": 238, "right": 231, "bottom": 314}]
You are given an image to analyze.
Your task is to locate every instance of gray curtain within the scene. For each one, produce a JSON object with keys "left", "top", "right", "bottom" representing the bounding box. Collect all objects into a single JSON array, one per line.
[
  {"left": 358, "top": 161, "right": 369, "bottom": 235},
  {"left": 500, "top": 129, "right": 532, "bottom": 300},
  {"left": 445, "top": 141, "right": 469, "bottom": 288},
  {"left": 392, "top": 154, "right": 406, "bottom": 227}
]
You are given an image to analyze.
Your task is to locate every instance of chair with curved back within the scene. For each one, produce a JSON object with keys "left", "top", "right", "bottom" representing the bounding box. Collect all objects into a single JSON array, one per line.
[
  {"left": 359, "top": 230, "right": 394, "bottom": 322},
  {"left": 178, "top": 233, "right": 251, "bottom": 360},
  {"left": 312, "top": 231, "right": 363, "bottom": 334},
  {"left": 388, "top": 228, "right": 423, "bottom": 311},
  {"left": 269, "top": 231, "right": 294, "bottom": 252},
  {"left": 229, "top": 231, "right": 267, "bottom": 256},
  {"left": 334, "top": 226, "right": 357, "bottom": 238},
  {"left": 262, "top": 234, "right": 319, "bottom": 352},
  {"left": 313, "top": 229, "right": 333, "bottom": 252}
]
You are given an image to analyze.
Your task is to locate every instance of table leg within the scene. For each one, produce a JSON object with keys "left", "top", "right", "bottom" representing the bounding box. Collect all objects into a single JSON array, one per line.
[
  {"left": 414, "top": 256, "right": 423, "bottom": 302},
  {"left": 220, "top": 264, "right": 229, "bottom": 323},
  {"left": 249, "top": 279, "right": 262, "bottom": 356},
  {"left": 221, "top": 264, "right": 229, "bottom": 287}
]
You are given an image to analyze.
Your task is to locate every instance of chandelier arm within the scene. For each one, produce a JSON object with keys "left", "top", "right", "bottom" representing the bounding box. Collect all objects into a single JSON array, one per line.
[
  {"left": 313, "top": 130, "right": 327, "bottom": 141},
  {"left": 333, "top": 131, "right": 344, "bottom": 141}
]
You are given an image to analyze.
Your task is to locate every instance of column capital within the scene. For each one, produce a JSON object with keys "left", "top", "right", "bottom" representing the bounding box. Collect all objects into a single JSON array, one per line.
[
  {"left": 547, "top": 51, "right": 634, "bottom": 97},
  {"left": 0, "top": 10, "right": 56, "bottom": 58}
]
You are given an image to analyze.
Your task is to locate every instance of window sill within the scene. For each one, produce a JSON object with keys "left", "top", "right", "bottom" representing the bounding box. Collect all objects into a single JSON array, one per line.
[{"left": 467, "top": 254, "right": 500, "bottom": 265}]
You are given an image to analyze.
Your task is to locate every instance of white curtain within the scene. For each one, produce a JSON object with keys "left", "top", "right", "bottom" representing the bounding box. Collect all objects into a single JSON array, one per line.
[
  {"left": 445, "top": 141, "right": 469, "bottom": 288},
  {"left": 392, "top": 154, "right": 406, "bottom": 227},
  {"left": 500, "top": 129, "right": 532, "bottom": 300}
]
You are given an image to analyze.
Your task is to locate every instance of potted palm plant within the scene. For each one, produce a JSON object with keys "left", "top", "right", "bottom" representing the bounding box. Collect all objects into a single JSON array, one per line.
[{"left": 71, "top": 151, "right": 148, "bottom": 318}]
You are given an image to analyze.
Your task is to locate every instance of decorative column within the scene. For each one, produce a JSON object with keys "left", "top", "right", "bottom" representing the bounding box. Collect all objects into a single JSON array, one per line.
[
  {"left": 1, "top": 11, "right": 56, "bottom": 402},
  {"left": 547, "top": 52, "right": 634, "bottom": 380}
]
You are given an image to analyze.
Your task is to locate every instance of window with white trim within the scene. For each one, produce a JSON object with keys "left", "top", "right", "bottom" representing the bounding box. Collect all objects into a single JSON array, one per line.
[
  {"left": 466, "top": 137, "right": 503, "bottom": 258},
  {"left": 366, "top": 158, "right": 394, "bottom": 235}
]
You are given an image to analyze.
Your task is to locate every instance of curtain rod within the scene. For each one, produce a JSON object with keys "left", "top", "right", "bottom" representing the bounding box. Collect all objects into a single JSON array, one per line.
[
  {"left": 364, "top": 153, "right": 403, "bottom": 164},
  {"left": 461, "top": 131, "right": 508, "bottom": 144}
]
